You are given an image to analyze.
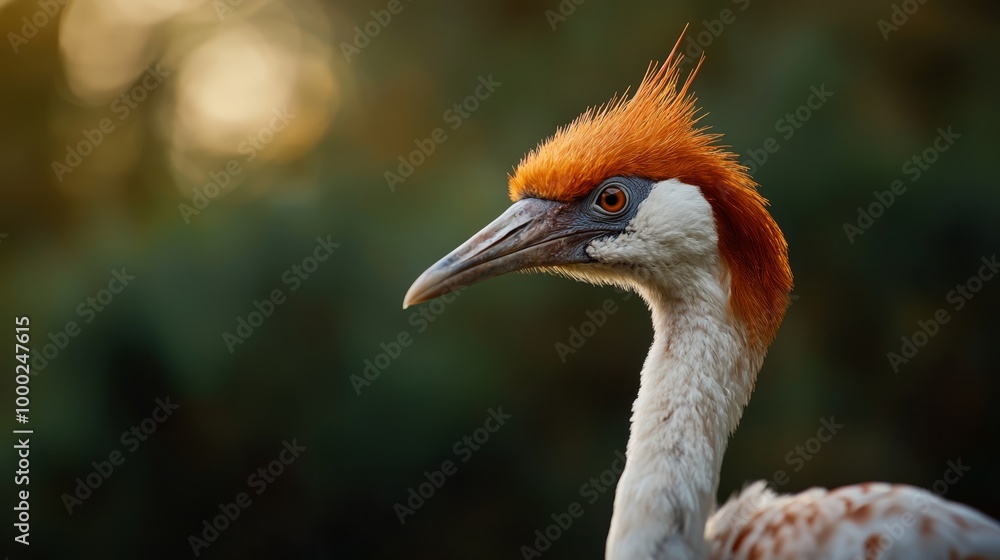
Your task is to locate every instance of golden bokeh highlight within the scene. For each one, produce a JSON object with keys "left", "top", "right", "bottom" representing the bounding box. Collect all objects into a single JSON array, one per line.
[
  {"left": 59, "top": 1, "right": 158, "bottom": 104},
  {"left": 52, "top": 0, "right": 338, "bottom": 198}
]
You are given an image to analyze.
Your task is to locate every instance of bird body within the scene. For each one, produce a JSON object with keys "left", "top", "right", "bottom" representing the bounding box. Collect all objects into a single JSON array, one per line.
[
  {"left": 404, "top": 28, "right": 1000, "bottom": 560},
  {"left": 707, "top": 481, "right": 1000, "bottom": 560}
]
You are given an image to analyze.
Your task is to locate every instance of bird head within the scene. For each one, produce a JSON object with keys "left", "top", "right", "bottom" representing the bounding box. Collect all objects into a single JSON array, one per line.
[{"left": 404, "top": 31, "right": 793, "bottom": 346}]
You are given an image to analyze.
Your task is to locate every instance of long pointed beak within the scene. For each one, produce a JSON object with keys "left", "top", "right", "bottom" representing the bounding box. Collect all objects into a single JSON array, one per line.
[{"left": 403, "top": 198, "right": 600, "bottom": 308}]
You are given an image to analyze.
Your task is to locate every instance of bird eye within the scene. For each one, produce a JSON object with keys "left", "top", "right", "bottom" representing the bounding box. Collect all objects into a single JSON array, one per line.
[{"left": 595, "top": 185, "right": 628, "bottom": 215}]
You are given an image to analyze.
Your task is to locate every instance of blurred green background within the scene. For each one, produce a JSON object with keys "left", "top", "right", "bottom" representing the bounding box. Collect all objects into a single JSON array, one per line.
[{"left": 1, "top": 0, "right": 998, "bottom": 558}]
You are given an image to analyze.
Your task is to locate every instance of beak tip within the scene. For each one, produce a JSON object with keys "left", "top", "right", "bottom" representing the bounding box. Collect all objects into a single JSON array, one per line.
[{"left": 402, "top": 283, "right": 423, "bottom": 310}]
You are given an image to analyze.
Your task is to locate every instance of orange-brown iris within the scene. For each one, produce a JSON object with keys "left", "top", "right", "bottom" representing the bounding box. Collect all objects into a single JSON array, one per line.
[{"left": 598, "top": 186, "right": 627, "bottom": 214}]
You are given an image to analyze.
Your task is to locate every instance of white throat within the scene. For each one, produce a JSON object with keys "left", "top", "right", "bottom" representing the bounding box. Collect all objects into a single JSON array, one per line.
[{"left": 589, "top": 181, "right": 765, "bottom": 560}]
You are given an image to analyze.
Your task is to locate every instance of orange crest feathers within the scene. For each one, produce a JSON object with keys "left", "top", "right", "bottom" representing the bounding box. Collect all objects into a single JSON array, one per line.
[
  {"left": 508, "top": 29, "right": 737, "bottom": 202},
  {"left": 508, "top": 28, "right": 793, "bottom": 344}
]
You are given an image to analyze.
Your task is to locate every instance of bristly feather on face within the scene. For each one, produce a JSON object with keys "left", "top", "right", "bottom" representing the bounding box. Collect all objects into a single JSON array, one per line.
[{"left": 507, "top": 29, "right": 793, "bottom": 346}]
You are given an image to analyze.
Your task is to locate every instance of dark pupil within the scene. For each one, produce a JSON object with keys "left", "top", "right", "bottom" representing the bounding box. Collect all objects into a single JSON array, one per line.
[{"left": 603, "top": 190, "right": 620, "bottom": 207}]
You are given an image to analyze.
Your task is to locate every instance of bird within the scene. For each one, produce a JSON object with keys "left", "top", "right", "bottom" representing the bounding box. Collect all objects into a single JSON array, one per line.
[{"left": 402, "top": 28, "right": 1000, "bottom": 560}]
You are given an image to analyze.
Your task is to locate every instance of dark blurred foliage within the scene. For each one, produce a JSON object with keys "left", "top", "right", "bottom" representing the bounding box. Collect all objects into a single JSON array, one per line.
[{"left": 0, "top": 0, "right": 999, "bottom": 558}]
